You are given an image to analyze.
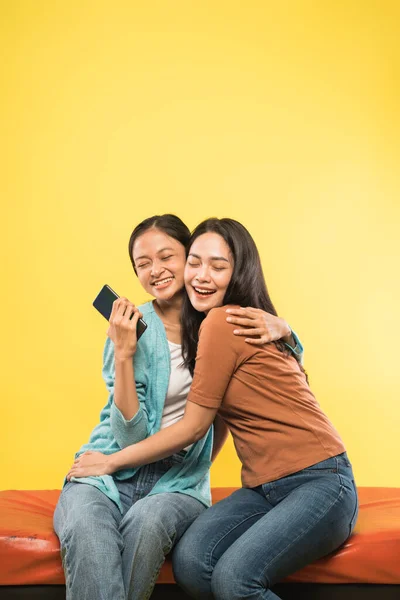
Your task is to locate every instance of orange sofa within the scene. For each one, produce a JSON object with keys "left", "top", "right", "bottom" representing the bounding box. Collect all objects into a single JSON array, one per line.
[{"left": 0, "top": 487, "right": 399, "bottom": 599}]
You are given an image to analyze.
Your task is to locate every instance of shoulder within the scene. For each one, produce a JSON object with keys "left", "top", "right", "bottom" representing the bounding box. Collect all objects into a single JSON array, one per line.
[
  {"left": 200, "top": 305, "right": 239, "bottom": 336},
  {"left": 138, "top": 300, "right": 155, "bottom": 318}
]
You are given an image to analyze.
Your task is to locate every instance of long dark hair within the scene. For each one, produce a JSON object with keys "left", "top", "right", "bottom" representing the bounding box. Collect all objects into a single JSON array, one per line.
[
  {"left": 182, "top": 218, "right": 289, "bottom": 375},
  {"left": 128, "top": 214, "right": 190, "bottom": 273}
]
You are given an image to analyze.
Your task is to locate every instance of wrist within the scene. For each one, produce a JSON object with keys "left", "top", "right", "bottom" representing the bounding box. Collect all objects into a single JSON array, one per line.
[
  {"left": 114, "top": 352, "right": 135, "bottom": 365},
  {"left": 107, "top": 452, "right": 122, "bottom": 473},
  {"left": 280, "top": 320, "right": 292, "bottom": 343}
]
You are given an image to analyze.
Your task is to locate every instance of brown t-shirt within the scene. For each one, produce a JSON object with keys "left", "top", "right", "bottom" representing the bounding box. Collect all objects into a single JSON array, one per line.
[{"left": 188, "top": 306, "right": 345, "bottom": 488}]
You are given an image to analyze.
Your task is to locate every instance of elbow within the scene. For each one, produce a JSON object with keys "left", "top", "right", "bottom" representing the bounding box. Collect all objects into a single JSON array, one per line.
[
  {"left": 181, "top": 411, "right": 211, "bottom": 444},
  {"left": 192, "top": 422, "right": 210, "bottom": 443}
]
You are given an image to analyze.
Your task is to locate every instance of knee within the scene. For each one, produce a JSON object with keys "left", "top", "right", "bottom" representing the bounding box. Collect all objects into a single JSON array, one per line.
[
  {"left": 58, "top": 493, "right": 117, "bottom": 554},
  {"left": 172, "top": 535, "right": 199, "bottom": 586},
  {"left": 121, "top": 497, "right": 170, "bottom": 542},
  {"left": 211, "top": 556, "right": 265, "bottom": 600},
  {"left": 59, "top": 507, "right": 100, "bottom": 548},
  {"left": 211, "top": 564, "right": 242, "bottom": 600},
  {"left": 172, "top": 534, "right": 211, "bottom": 599}
]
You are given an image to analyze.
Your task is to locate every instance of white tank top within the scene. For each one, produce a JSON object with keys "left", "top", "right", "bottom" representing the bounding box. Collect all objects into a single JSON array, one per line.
[{"left": 160, "top": 340, "right": 193, "bottom": 430}]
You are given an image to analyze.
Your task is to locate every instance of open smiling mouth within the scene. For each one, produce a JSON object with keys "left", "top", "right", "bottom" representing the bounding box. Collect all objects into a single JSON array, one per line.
[
  {"left": 193, "top": 287, "right": 216, "bottom": 296},
  {"left": 153, "top": 277, "right": 174, "bottom": 287}
]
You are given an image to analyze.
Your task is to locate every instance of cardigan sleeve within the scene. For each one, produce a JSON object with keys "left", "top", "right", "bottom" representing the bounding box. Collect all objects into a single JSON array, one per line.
[
  {"left": 284, "top": 329, "right": 304, "bottom": 364},
  {"left": 102, "top": 338, "right": 150, "bottom": 448}
]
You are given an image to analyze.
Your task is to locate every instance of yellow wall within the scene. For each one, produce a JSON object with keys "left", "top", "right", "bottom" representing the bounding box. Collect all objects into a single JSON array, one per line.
[{"left": 1, "top": 1, "right": 399, "bottom": 490}]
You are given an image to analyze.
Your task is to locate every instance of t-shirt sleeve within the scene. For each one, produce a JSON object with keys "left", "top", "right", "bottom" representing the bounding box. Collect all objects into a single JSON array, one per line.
[{"left": 188, "top": 308, "right": 241, "bottom": 410}]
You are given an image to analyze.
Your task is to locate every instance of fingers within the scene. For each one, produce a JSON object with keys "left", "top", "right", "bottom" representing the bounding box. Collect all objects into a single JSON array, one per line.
[
  {"left": 68, "top": 452, "right": 91, "bottom": 480},
  {"left": 67, "top": 468, "right": 83, "bottom": 481},
  {"left": 244, "top": 336, "right": 268, "bottom": 346},
  {"left": 73, "top": 451, "right": 92, "bottom": 465},
  {"left": 109, "top": 299, "right": 119, "bottom": 322},
  {"left": 118, "top": 298, "right": 135, "bottom": 320},
  {"left": 122, "top": 304, "right": 136, "bottom": 323},
  {"left": 110, "top": 297, "right": 131, "bottom": 321},
  {"left": 233, "top": 328, "right": 266, "bottom": 337},
  {"left": 67, "top": 468, "right": 78, "bottom": 481},
  {"left": 110, "top": 298, "right": 137, "bottom": 326},
  {"left": 67, "top": 461, "right": 86, "bottom": 480},
  {"left": 226, "top": 307, "right": 259, "bottom": 317},
  {"left": 129, "top": 309, "right": 141, "bottom": 330},
  {"left": 227, "top": 316, "right": 261, "bottom": 328}
]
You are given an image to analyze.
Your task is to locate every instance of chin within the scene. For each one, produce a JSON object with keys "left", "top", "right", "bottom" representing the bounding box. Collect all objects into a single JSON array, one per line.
[
  {"left": 157, "top": 285, "right": 182, "bottom": 301},
  {"left": 187, "top": 295, "right": 203, "bottom": 313},
  {"left": 191, "top": 298, "right": 219, "bottom": 314}
]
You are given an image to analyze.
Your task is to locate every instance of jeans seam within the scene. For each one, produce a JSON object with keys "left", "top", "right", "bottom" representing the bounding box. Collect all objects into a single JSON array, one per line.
[
  {"left": 60, "top": 538, "right": 71, "bottom": 592},
  {"left": 205, "top": 511, "right": 267, "bottom": 572},
  {"left": 140, "top": 556, "right": 167, "bottom": 600},
  {"left": 127, "top": 499, "right": 203, "bottom": 600},
  {"left": 339, "top": 476, "right": 358, "bottom": 537},
  {"left": 349, "top": 481, "right": 359, "bottom": 533},
  {"left": 258, "top": 482, "right": 344, "bottom": 586},
  {"left": 162, "top": 506, "right": 203, "bottom": 552}
]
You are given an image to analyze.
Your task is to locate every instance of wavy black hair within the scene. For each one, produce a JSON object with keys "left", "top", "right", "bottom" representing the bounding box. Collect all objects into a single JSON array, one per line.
[
  {"left": 128, "top": 214, "right": 190, "bottom": 273},
  {"left": 181, "top": 218, "right": 291, "bottom": 375}
]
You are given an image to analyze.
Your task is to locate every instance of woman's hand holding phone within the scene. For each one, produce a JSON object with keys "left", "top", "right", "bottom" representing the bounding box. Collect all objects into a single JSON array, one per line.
[{"left": 108, "top": 298, "right": 143, "bottom": 361}]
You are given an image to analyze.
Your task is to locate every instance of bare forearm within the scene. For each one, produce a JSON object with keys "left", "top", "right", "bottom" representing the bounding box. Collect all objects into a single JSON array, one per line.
[
  {"left": 114, "top": 358, "right": 140, "bottom": 420},
  {"left": 110, "top": 418, "right": 200, "bottom": 471}
]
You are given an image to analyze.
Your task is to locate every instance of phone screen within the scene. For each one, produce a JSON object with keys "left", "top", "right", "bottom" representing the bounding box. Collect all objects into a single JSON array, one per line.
[
  {"left": 92, "top": 285, "right": 147, "bottom": 340},
  {"left": 93, "top": 284, "right": 119, "bottom": 321}
]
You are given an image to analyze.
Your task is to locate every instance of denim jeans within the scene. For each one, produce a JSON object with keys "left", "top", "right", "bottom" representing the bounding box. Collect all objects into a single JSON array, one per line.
[
  {"left": 54, "top": 454, "right": 205, "bottom": 600},
  {"left": 173, "top": 452, "right": 358, "bottom": 600}
]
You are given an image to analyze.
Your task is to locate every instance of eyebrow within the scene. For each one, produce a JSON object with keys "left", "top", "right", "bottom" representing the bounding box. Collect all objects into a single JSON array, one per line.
[
  {"left": 189, "top": 253, "right": 230, "bottom": 263},
  {"left": 134, "top": 247, "right": 175, "bottom": 261}
]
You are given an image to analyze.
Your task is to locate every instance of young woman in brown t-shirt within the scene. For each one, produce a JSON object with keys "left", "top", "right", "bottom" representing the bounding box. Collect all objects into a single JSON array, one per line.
[{"left": 69, "top": 217, "right": 358, "bottom": 600}]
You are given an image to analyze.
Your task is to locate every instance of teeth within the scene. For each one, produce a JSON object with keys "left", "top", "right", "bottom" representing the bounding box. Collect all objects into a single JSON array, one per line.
[
  {"left": 194, "top": 287, "right": 215, "bottom": 295},
  {"left": 154, "top": 277, "right": 173, "bottom": 287}
]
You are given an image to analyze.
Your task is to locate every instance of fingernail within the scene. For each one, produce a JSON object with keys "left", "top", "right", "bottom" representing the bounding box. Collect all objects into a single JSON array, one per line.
[
  {"left": 227, "top": 317, "right": 232, "bottom": 322},
  {"left": 226, "top": 309, "right": 232, "bottom": 313},
  {"left": 233, "top": 329, "right": 239, "bottom": 334}
]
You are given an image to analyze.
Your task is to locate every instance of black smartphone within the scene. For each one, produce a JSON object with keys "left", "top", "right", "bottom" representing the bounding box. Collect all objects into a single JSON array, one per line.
[{"left": 92, "top": 284, "right": 147, "bottom": 340}]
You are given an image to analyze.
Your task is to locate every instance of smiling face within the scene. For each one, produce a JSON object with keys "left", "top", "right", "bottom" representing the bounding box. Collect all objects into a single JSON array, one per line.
[
  {"left": 184, "top": 232, "right": 234, "bottom": 314},
  {"left": 132, "top": 228, "right": 186, "bottom": 301}
]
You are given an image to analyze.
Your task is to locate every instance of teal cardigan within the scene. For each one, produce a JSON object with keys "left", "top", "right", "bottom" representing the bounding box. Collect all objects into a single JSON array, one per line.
[{"left": 70, "top": 301, "right": 213, "bottom": 512}]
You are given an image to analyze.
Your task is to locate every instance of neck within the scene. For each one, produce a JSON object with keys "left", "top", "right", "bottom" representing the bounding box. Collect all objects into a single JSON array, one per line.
[{"left": 154, "top": 291, "right": 184, "bottom": 325}]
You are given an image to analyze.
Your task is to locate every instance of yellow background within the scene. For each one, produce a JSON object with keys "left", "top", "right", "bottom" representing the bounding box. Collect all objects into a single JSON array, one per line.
[{"left": 2, "top": 1, "right": 399, "bottom": 489}]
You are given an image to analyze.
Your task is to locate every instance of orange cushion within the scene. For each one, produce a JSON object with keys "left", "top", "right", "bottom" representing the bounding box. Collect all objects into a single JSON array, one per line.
[{"left": 0, "top": 487, "right": 399, "bottom": 586}]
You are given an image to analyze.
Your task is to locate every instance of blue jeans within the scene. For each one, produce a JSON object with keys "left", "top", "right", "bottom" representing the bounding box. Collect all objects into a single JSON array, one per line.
[
  {"left": 54, "top": 454, "right": 205, "bottom": 600},
  {"left": 173, "top": 452, "right": 358, "bottom": 600}
]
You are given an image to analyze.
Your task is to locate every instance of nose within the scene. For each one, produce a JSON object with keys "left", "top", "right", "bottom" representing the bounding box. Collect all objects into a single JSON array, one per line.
[
  {"left": 195, "top": 265, "right": 211, "bottom": 282},
  {"left": 151, "top": 259, "right": 165, "bottom": 278}
]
